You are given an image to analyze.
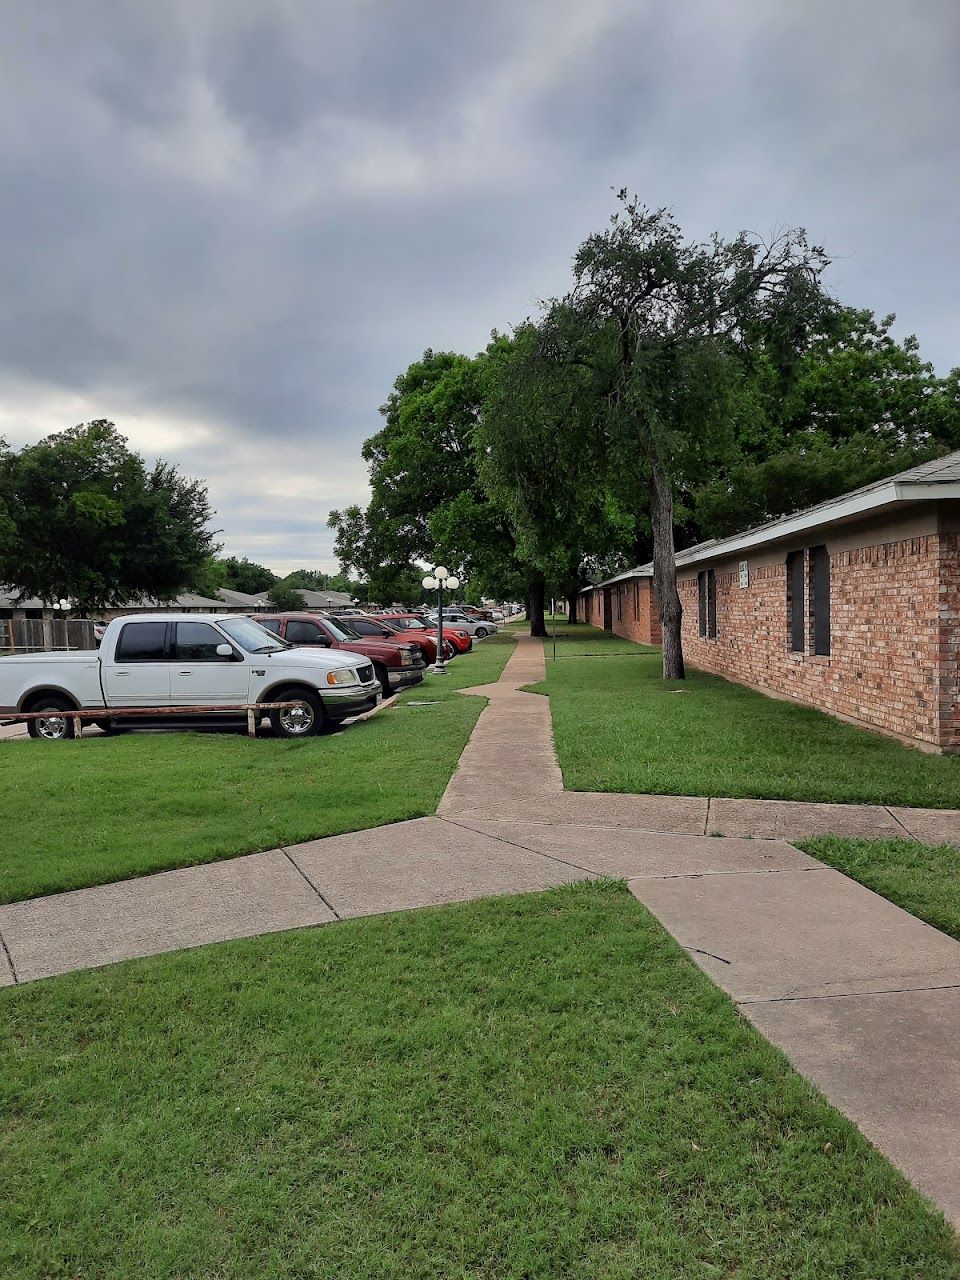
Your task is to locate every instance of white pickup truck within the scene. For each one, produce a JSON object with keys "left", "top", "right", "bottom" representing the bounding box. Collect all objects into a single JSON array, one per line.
[{"left": 0, "top": 613, "right": 382, "bottom": 740}]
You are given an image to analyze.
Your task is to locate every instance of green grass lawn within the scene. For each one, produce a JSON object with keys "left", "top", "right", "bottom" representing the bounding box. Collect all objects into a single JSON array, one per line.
[
  {"left": 533, "top": 625, "right": 960, "bottom": 808},
  {"left": 802, "top": 837, "right": 960, "bottom": 941},
  {"left": 2, "top": 882, "right": 956, "bottom": 1279},
  {"left": 0, "top": 636, "right": 514, "bottom": 904}
]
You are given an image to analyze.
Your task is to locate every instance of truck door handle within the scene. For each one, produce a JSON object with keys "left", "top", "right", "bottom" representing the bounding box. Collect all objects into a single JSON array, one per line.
[
  {"left": 178, "top": 670, "right": 193, "bottom": 676},
  {"left": 114, "top": 671, "right": 129, "bottom": 677}
]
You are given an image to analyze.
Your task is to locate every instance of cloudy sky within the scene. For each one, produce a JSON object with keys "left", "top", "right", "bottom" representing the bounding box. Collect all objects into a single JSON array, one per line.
[{"left": 1, "top": 1, "right": 957, "bottom": 574}]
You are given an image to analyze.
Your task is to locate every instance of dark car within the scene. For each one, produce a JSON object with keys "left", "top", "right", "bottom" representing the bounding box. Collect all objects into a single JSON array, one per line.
[{"left": 254, "top": 613, "right": 425, "bottom": 698}]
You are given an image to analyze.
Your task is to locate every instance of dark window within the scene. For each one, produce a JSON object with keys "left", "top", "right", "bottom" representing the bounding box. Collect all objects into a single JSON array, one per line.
[
  {"left": 349, "top": 618, "right": 385, "bottom": 636},
  {"left": 115, "top": 621, "right": 167, "bottom": 662},
  {"left": 707, "top": 570, "right": 717, "bottom": 638},
  {"left": 259, "top": 618, "right": 282, "bottom": 635},
  {"left": 174, "top": 621, "right": 229, "bottom": 662},
  {"left": 286, "top": 619, "right": 324, "bottom": 645},
  {"left": 634, "top": 582, "right": 641, "bottom": 621},
  {"left": 616, "top": 588, "right": 622, "bottom": 621},
  {"left": 811, "top": 545, "right": 831, "bottom": 655},
  {"left": 787, "top": 551, "right": 805, "bottom": 651},
  {"left": 697, "top": 570, "right": 717, "bottom": 639}
]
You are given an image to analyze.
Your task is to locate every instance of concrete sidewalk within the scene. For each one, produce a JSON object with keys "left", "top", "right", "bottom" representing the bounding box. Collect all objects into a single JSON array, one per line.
[{"left": 3, "top": 633, "right": 960, "bottom": 1224}]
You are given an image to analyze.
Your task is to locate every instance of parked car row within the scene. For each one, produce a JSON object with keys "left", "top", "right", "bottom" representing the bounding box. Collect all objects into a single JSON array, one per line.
[{"left": 0, "top": 602, "right": 503, "bottom": 741}]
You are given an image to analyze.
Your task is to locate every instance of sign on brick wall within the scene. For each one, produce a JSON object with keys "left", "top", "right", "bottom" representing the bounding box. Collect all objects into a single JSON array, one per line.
[{"left": 739, "top": 560, "right": 749, "bottom": 589}]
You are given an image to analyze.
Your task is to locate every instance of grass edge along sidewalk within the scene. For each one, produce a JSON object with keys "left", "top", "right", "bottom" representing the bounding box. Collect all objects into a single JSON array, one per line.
[
  {"left": 0, "top": 635, "right": 515, "bottom": 905},
  {"left": 532, "top": 624, "right": 960, "bottom": 809},
  {"left": 2, "top": 882, "right": 958, "bottom": 1279}
]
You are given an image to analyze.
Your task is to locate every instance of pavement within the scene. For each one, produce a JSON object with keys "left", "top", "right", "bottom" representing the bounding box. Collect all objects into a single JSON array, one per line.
[{"left": 3, "top": 634, "right": 960, "bottom": 1225}]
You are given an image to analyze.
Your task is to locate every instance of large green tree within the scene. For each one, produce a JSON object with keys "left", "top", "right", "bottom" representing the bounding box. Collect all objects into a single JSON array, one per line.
[
  {"left": 331, "top": 349, "right": 528, "bottom": 608},
  {"left": 0, "top": 420, "right": 217, "bottom": 611},
  {"left": 479, "top": 325, "right": 635, "bottom": 629},
  {"left": 552, "top": 197, "right": 830, "bottom": 677},
  {"left": 693, "top": 307, "right": 960, "bottom": 535}
]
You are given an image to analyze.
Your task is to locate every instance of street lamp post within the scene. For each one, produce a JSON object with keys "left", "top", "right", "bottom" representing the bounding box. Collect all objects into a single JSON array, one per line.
[
  {"left": 421, "top": 565, "right": 460, "bottom": 675},
  {"left": 52, "top": 597, "right": 71, "bottom": 651}
]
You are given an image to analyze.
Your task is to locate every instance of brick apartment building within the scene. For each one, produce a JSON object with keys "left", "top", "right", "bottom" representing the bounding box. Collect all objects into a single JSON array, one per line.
[{"left": 580, "top": 452, "right": 960, "bottom": 752}]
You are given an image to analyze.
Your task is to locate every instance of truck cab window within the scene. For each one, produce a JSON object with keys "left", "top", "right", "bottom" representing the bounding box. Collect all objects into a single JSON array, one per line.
[
  {"left": 175, "top": 621, "right": 230, "bottom": 662},
  {"left": 115, "top": 621, "right": 167, "bottom": 662}
]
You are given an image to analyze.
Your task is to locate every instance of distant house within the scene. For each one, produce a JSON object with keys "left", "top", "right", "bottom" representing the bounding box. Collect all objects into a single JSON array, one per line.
[
  {"left": 216, "top": 588, "right": 268, "bottom": 611},
  {"left": 580, "top": 452, "right": 960, "bottom": 752},
  {"left": 251, "top": 587, "right": 355, "bottom": 614}
]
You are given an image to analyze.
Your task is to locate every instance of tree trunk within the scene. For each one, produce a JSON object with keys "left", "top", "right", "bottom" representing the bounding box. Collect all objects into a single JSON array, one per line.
[
  {"left": 566, "top": 592, "right": 579, "bottom": 624},
  {"left": 648, "top": 454, "right": 685, "bottom": 679},
  {"left": 528, "top": 572, "right": 547, "bottom": 637}
]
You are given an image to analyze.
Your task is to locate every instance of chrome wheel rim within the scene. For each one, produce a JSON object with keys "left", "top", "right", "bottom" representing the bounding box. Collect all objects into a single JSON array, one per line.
[
  {"left": 278, "top": 702, "right": 314, "bottom": 735},
  {"left": 37, "top": 713, "right": 69, "bottom": 740}
]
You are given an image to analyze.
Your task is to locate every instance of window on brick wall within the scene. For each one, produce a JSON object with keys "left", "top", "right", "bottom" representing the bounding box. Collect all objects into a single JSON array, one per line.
[
  {"left": 811, "top": 544, "right": 831, "bottom": 655},
  {"left": 787, "top": 550, "right": 804, "bottom": 651},
  {"left": 616, "top": 587, "right": 622, "bottom": 620},
  {"left": 634, "top": 581, "right": 640, "bottom": 621},
  {"left": 697, "top": 570, "right": 717, "bottom": 639}
]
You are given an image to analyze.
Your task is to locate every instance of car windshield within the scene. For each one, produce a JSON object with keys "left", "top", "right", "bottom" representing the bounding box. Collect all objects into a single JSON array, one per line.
[
  {"left": 221, "top": 617, "right": 290, "bottom": 653},
  {"left": 320, "top": 615, "right": 357, "bottom": 641}
]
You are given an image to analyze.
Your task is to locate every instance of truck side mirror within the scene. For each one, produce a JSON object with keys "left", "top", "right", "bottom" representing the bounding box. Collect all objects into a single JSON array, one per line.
[{"left": 215, "top": 643, "right": 235, "bottom": 659}]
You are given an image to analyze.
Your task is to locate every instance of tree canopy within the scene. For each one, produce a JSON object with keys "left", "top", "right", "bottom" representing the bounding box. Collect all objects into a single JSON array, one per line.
[{"left": 1, "top": 420, "right": 217, "bottom": 610}]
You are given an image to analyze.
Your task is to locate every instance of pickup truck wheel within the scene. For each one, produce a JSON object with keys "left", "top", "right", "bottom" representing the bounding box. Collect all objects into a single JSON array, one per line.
[
  {"left": 373, "top": 663, "right": 391, "bottom": 698},
  {"left": 268, "top": 688, "right": 324, "bottom": 738},
  {"left": 26, "top": 697, "right": 77, "bottom": 741},
  {"left": 474, "top": 626, "right": 488, "bottom": 639}
]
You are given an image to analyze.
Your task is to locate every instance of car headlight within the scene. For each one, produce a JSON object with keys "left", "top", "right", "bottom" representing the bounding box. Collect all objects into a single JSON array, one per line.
[
  {"left": 400, "top": 648, "right": 415, "bottom": 666},
  {"left": 325, "top": 668, "right": 357, "bottom": 686}
]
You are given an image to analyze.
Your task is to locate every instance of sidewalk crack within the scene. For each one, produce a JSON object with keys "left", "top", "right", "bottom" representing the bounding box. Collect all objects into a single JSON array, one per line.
[
  {"left": 739, "top": 980, "right": 960, "bottom": 1006},
  {"left": 435, "top": 815, "right": 599, "bottom": 878},
  {"left": 884, "top": 806, "right": 916, "bottom": 838},
  {"left": 281, "top": 848, "right": 341, "bottom": 921},
  {"left": 0, "top": 929, "right": 19, "bottom": 985}
]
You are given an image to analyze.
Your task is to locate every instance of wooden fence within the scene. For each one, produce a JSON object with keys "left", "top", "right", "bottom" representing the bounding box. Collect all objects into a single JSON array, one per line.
[{"left": 0, "top": 617, "right": 98, "bottom": 654}]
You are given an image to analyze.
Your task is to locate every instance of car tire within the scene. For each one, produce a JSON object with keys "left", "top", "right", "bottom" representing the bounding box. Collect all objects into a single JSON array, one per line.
[
  {"left": 267, "top": 687, "right": 325, "bottom": 739},
  {"left": 474, "top": 626, "right": 488, "bottom": 639},
  {"left": 25, "top": 696, "right": 78, "bottom": 741},
  {"left": 373, "top": 663, "right": 391, "bottom": 698}
]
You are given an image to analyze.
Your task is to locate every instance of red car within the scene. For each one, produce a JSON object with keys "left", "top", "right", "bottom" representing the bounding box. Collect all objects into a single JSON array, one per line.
[
  {"left": 378, "top": 612, "right": 473, "bottom": 655},
  {"left": 254, "top": 613, "right": 425, "bottom": 698},
  {"left": 338, "top": 613, "right": 458, "bottom": 661}
]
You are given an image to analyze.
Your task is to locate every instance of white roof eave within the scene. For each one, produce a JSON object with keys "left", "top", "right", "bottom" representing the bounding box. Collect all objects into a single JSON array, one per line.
[{"left": 582, "top": 478, "right": 960, "bottom": 588}]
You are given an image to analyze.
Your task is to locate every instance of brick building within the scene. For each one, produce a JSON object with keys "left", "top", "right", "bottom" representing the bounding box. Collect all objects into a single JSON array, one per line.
[{"left": 580, "top": 453, "right": 960, "bottom": 752}]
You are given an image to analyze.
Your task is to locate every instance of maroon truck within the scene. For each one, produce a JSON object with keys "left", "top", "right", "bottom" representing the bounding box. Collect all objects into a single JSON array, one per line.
[{"left": 255, "top": 613, "right": 425, "bottom": 698}]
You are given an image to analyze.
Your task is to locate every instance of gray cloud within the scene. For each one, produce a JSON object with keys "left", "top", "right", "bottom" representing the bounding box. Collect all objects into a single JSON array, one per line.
[{"left": 0, "top": 0, "right": 957, "bottom": 573}]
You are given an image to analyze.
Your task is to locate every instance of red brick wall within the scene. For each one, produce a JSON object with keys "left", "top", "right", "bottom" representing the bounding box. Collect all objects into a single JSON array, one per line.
[
  {"left": 936, "top": 534, "right": 960, "bottom": 749},
  {"left": 580, "top": 580, "right": 660, "bottom": 644},
  {"left": 678, "top": 534, "right": 947, "bottom": 749}
]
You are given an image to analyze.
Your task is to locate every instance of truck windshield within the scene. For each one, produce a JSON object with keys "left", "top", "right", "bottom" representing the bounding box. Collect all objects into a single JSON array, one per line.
[{"left": 220, "top": 617, "right": 290, "bottom": 653}]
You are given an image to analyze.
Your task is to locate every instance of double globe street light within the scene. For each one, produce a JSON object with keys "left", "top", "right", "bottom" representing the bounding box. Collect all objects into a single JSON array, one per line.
[{"left": 421, "top": 564, "right": 460, "bottom": 675}]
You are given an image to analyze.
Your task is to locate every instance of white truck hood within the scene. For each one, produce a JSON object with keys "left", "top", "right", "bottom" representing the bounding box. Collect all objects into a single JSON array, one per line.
[{"left": 263, "top": 646, "right": 369, "bottom": 672}]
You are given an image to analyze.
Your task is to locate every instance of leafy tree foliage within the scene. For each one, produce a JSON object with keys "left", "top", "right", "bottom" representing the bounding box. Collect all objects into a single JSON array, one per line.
[
  {"left": 694, "top": 308, "right": 960, "bottom": 535},
  {"left": 266, "top": 583, "right": 305, "bottom": 611},
  {"left": 330, "top": 350, "right": 530, "bottom": 609},
  {"left": 543, "top": 197, "right": 830, "bottom": 675},
  {"left": 222, "top": 556, "right": 277, "bottom": 594},
  {"left": 0, "top": 420, "right": 217, "bottom": 610}
]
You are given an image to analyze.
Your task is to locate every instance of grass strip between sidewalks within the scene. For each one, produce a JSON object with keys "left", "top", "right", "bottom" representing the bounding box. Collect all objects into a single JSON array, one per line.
[
  {"left": 533, "top": 624, "right": 960, "bottom": 808},
  {"left": 0, "top": 636, "right": 514, "bottom": 904}
]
